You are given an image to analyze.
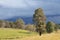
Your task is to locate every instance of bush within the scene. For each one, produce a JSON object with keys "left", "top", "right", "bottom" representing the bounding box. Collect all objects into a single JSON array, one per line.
[
  {"left": 54, "top": 24, "right": 58, "bottom": 32},
  {"left": 25, "top": 24, "right": 36, "bottom": 32},
  {"left": 46, "top": 21, "right": 55, "bottom": 33}
]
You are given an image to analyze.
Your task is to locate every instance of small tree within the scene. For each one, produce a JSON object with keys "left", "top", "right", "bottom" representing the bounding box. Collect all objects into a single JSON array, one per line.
[
  {"left": 9, "top": 22, "right": 16, "bottom": 28},
  {"left": 16, "top": 18, "right": 25, "bottom": 29},
  {"left": 0, "top": 20, "right": 4, "bottom": 27},
  {"left": 0, "top": 20, "right": 6, "bottom": 28},
  {"left": 46, "top": 21, "right": 55, "bottom": 33},
  {"left": 5, "top": 21, "right": 11, "bottom": 28}
]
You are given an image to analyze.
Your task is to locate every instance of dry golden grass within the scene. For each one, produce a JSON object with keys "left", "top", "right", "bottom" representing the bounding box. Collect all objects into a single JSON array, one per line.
[{"left": 20, "top": 31, "right": 60, "bottom": 40}]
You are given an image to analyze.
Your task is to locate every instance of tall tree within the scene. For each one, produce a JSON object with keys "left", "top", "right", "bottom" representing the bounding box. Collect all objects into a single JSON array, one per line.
[{"left": 33, "top": 8, "right": 46, "bottom": 36}]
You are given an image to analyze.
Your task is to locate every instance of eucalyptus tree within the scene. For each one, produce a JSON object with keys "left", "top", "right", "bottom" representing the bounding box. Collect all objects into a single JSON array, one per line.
[{"left": 33, "top": 8, "right": 46, "bottom": 36}]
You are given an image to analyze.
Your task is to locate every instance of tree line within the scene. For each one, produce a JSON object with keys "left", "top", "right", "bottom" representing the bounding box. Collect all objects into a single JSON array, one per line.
[{"left": 0, "top": 19, "right": 36, "bottom": 31}]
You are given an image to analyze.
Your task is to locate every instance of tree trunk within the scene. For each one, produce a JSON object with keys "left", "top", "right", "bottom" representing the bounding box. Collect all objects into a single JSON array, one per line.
[{"left": 39, "top": 31, "right": 42, "bottom": 36}]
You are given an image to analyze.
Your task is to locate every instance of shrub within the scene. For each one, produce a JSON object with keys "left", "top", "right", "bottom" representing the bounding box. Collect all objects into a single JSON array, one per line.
[
  {"left": 46, "top": 21, "right": 55, "bottom": 33},
  {"left": 25, "top": 24, "right": 36, "bottom": 32}
]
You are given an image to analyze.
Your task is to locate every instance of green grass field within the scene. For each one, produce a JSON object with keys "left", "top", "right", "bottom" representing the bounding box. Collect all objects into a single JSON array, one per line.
[
  {"left": 0, "top": 28, "right": 37, "bottom": 40},
  {"left": 0, "top": 28, "right": 60, "bottom": 40}
]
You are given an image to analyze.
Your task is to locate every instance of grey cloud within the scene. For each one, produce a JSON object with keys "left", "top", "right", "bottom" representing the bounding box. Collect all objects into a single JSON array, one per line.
[{"left": 0, "top": 0, "right": 60, "bottom": 19}]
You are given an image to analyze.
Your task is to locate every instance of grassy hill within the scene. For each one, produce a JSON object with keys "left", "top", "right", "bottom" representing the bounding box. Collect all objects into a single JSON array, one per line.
[{"left": 0, "top": 28, "right": 60, "bottom": 40}]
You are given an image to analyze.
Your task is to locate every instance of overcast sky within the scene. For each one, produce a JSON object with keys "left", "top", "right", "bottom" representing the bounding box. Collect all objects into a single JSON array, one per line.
[{"left": 0, "top": 0, "right": 60, "bottom": 19}]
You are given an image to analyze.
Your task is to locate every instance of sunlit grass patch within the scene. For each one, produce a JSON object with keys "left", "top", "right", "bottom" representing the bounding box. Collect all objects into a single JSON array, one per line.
[{"left": 0, "top": 28, "right": 37, "bottom": 40}]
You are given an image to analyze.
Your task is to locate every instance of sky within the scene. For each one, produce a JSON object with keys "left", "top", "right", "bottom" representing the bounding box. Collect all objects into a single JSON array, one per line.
[{"left": 0, "top": 0, "right": 60, "bottom": 19}]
